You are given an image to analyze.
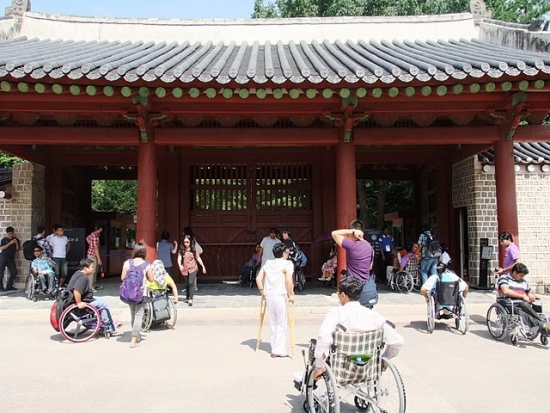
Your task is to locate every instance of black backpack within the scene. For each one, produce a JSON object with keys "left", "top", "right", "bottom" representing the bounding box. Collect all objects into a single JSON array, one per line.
[
  {"left": 424, "top": 232, "right": 442, "bottom": 259},
  {"left": 22, "top": 239, "right": 38, "bottom": 261}
]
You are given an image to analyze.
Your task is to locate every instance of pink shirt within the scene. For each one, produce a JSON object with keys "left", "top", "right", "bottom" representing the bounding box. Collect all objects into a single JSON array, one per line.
[{"left": 179, "top": 250, "right": 198, "bottom": 275}]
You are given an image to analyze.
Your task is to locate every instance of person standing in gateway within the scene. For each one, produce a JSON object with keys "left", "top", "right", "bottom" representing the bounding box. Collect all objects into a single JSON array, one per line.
[
  {"left": 86, "top": 225, "right": 103, "bottom": 292},
  {"left": 259, "top": 228, "right": 280, "bottom": 269}
]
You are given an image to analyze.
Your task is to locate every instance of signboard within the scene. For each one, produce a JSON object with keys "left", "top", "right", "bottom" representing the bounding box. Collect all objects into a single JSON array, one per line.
[
  {"left": 64, "top": 228, "right": 86, "bottom": 278},
  {"left": 481, "top": 245, "right": 493, "bottom": 260},
  {"left": 365, "top": 228, "right": 381, "bottom": 255}
]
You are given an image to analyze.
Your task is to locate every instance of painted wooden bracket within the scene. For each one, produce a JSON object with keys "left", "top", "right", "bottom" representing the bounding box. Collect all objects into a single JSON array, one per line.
[{"left": 490, "top": 92, "right": 531, "bottom": 140}]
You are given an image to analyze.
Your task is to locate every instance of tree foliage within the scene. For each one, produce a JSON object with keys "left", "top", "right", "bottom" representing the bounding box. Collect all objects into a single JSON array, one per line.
[
  {"left": 0, "top": 152, "right": 23, "bottom": 168},
  {"left": 91, "top": 180, "right": 137, "bottom": 215},
  {"left": 252, "top": 0, "right": 550, "bottom": 23},
  {"left": 252, "top": 0, "right": 470, "bottom": 18}
]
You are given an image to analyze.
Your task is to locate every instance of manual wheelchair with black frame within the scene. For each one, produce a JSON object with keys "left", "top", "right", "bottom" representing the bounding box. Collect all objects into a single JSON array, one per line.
[
  {"left": 426, "top": 277, "right": 469, "bottom": 335},
  {"left": 141, "top": 288, "right": 178, "bottom": 332}
]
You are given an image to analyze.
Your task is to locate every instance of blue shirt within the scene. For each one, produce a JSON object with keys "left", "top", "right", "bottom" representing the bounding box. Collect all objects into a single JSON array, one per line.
[
  {"left": 31, "top": 257, "right": 54, "bottom": 273},
  {"left": 157, "top": 240, "right": 173, "bottom": 268},
  {"left": 378, "top": 235, "right": 394, "bottom": 254}
]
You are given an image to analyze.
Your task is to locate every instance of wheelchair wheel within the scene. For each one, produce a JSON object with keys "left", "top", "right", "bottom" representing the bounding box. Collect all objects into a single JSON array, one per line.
[
  {"left": 59, "top": 303, "right": 101, "bottom": 343},
  {"left": 164, "top": 298, "right": 178, "bottom": 329},
  {"left": 426, "top": 296, "right": 435, "bottom": 334},
  {"left": 372, "top": 358, "right": 406, "bottom": 413},
  {"left": 305, "top": 365, "right": 340, "bottom": 413},
  {"left": 141, "top": 301, "right": 153, "bottom": 332},
  {"left": 396, "top": 272, "right": 413, "bottom": 294},
  {"left": 486, "top": 303, "right": 509, "bottom": 341},
  {"left": 25, "top": 274, "right": 36, "bottom": 302},
  {"left": 511, "top": 334, "right": 519, "bottom": 346},
  {"left": 456, "top": 296, "right": 469, "bottom": 335},
  {"left": 540, "top": 335, "right": 548, "bottom": 346}
]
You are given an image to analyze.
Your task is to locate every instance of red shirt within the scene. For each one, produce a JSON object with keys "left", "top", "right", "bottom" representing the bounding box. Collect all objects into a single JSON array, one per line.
[{"left": 87, "top": 231, "right": 99, "bottom": 257}]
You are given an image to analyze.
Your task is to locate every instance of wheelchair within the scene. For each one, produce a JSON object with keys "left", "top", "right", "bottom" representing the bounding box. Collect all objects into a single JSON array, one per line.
[
  {"left": 294, "top": 263, "right": 306, "bottom": 292},
  {"left": 297, "top": 328, "right": 406, "bottom": 413},
  {"left": 426, "top": 278, "right": 469, "bottom": 334},
  {"left": 392, "top": 259, "right": 419, "bottom": 294},
  {"left": 486, "top": 298, "right": 549, "bottom": 346},
  {"left": 25, "top": 271, "right": 58, "bottom": 302},
  {"left": 50, "top": 290, "right": 114, "bottom": 343},
  {"left": 141, "top": 288, "right": 178, "bottom": 332},
  {"left": 239, "top": 260, "right": 261, "bottom": 289}
]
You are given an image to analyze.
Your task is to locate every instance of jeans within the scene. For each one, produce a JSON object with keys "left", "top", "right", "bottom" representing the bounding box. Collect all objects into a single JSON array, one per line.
[
  {"left": 420, "top": 257, "right": 438, "bottom": 285},
  {"left": 52, "top": 258, "right": 68, "bottom": 283},
  {"left": 90, "top": 297, "right": 116, "bottom": 332},
  {"left": 36, "top": 271, "right": 56, "bottom": 292},
  {"left": 186, "top": 270, "right": 198, "bottom": 300},
  {"left": 0, "top": 257, "right": 17, "bottom": 289},
  {"left": 501, "top": 300, "right": 546, "bottom": 331},
  {"left": 128, "top": 303, "right": 145, "bottom": 337}
]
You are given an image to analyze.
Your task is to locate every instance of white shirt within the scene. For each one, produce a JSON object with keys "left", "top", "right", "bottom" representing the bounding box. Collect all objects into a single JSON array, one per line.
[
  {"left": 439, "top": 251, "right": 451, "bottom": 265},
  {"left": 422, "top": 271, "right": 467, "bottom": 293},
  {"left": 260, "top": 236, "right": 280, "bottom": 266},
  {"left": 260, "top": 258, "right": 294, "bottom": 297},
  {"left": 314, "top": 301, "right": 404, "bottom": 368},
  {"left": 49, "top": 235, "right": 69, "bottom": 259}
]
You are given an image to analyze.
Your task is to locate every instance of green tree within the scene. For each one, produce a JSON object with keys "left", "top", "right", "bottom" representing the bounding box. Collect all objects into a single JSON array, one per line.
[
  {"left": 486, "top": 0, "right": 550, "bottom": 24},
  {"left": 91, "top": 180, "right": 137, "bottom": 215},
  {"left": 0, "top": 152, "right": 23, "bottom": 168}
]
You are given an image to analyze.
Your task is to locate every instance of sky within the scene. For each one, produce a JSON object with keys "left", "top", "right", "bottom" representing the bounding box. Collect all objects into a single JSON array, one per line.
[{"left": 1, "top": 0, "right": 257, "bottom": 19}]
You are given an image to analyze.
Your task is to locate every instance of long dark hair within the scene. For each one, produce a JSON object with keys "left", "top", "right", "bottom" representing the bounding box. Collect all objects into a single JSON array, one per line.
[{"left": 180, "top": 234, "right": 197, "bottom": 257}]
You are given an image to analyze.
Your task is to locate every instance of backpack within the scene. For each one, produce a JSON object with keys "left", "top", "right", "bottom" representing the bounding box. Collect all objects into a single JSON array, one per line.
[
  {"left": 424, "top": 232, "right": 442, "bottom": 259},
  {"left": 50, "top": 289, "right": 74, "bottom": 332},
  {"left": 289, "top": 241, "right": 303, "bottom": 265},
  {"left": 151, "top": 295, "right": 171, "bottom": 324},
  {"left": 119, "top": 259, "right": 147, "bottom": 305},
  {"left": 23, "top": 239, "right": 38, "bottom": 261}
]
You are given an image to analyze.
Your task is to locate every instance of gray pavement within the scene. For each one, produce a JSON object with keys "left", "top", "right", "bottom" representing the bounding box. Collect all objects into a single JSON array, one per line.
[{"left": 0, "top": 277, "right": 499, "bottom": 314}]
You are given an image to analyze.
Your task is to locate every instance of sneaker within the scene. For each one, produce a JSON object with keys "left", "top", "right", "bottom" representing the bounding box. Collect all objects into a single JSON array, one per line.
[
  {"left": 94, "top": 285, "right": 103, "bottom": 290},
  {"left": 194, "top": 287, "right": 198, "bottom": 291},
  {"left": 542, "top": 323, "right": 550, "bottom": 335},
  {"left": 181, "top": 289, "right": 187, "bottom": 293},
  {"left": 318, "top": 277, "right": 326, "bottom": 281},
  {"left": 529, "top": 325, "right": 540, "bottom": 337},
  {"left": 6, "top": 287, "right": 17, "bottom": 291}
]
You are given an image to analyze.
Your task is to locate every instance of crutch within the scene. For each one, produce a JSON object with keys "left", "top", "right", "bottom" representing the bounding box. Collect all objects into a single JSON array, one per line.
[
  {"left": 255, "top": 295, "right": 267, "bottom": 352},
  {"left": 287, "top": 300, "right": 295, "bottom": 358}
]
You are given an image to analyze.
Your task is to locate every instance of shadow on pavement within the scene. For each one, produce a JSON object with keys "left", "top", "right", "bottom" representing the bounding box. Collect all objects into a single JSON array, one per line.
[{"left": 240, "top": 338, "right": 270, "bottom": 353}]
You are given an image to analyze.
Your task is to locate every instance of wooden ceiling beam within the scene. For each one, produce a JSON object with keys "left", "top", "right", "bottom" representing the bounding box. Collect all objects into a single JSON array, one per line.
[
  {"left": 513, "top": 125, "right": 550, "bottom": 142},
  {"left": 155, "top": 127, "right": 339, "bottom": 146},
  {"left": 0, "top": 127, "right": 138, "bottom": 145},
  {"left": 354, "top": 126, "right": 500, "bottom": 146}
]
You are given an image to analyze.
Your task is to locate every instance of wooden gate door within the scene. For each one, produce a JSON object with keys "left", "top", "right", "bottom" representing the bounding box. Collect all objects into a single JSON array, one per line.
[{"left": 189, "top": 162, "right": 313, "bottom": 281}]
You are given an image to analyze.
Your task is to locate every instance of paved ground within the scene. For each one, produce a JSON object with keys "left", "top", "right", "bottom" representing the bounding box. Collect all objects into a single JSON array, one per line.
[{"left": 2, "top": 280, "right": 550, "bottom": 413}]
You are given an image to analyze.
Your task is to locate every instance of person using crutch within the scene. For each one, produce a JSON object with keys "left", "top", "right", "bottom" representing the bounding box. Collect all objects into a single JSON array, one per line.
[{"left": 256, "top": 242, "right": 295, "bottom": 358}]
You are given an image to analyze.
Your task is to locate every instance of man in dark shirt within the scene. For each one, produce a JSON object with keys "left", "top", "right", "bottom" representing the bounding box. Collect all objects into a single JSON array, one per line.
[
  {"left": 67, "top": 258, "right": 119, "bottom": 333},
  {"left": 0, "top": 226, "right": 20, "bottom": 291}
]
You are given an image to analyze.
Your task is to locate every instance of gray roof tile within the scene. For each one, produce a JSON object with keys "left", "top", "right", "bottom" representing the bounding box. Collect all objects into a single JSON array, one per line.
[
  {"left": 480, "top": 143, "right": 550, "bottom": 165},
  {"left": 0, "top": 37, "right": 548, "bottom": 85}
]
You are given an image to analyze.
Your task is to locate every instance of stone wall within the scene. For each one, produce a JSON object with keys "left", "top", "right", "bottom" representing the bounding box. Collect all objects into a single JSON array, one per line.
[
  {"left": 0, "top": 162, "right": 45, "bottom": 288},
  {"left": 479, "top": 20, "right": 550, "bottom": 53},
  {"left": 452, "top": 156, "right": 499, "bottom": 287},
  {"left": 453, "top": 157, "right": 550, "bottom": 293}
]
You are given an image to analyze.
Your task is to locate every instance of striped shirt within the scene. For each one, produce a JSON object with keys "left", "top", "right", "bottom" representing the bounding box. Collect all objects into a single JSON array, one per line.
[{"left": 497, "top": 274, "right": 530, "bottom": 301}]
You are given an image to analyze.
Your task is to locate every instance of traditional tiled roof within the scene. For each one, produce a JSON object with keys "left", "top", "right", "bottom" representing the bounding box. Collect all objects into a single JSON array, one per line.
[
  {"left": 0, "top": 36, "right": 549, "bottom": 85},
  {"left": 479, "top": 143, "right": 550, "bottom": 164}
]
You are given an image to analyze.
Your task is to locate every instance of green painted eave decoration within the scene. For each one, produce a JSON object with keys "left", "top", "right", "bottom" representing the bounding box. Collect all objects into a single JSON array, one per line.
[
  {"left": 485, "top": 82, "right": 496, "bottom": 92},
  {"left": 86, "top": 85, "right": 97, "bottom": 96},
  {"left": 34, "top": 83, "right": 46, "bottom": 94},
  {"left": 453, "top": 84, "right": 463, "bottom": 94},
  {"left": 155, "top": 87, "right": 166, "bottom": 98},
  {"left": 289, "top": 88, "right": 300, "bottom": 99},
  {"left": 356, "top": 88, "right": 367, "bottom": 98},
  {"left": 405, "top": 87, "right": 415, "bottom": 97},
  {"left": 273, "top": 89, "right": 284, "bottom": 99},
  {"left": 239, "top": 89, "right": 250, "bottom": 99},
  {"left": 518, "top": 80, "right": 529, "bottom": 91},
  {"left": 69, "top": 85, "right": 81, "bottom": 96},
  {"left": 17, "top": 82, "right": 29, "bottom": 93},
  {"left": 534, "top": 80, "right": 545, "bottom": 90},
  {"left": 339, "top": 88, "right": 350, "bottom": 98},
  {"left": 222, "top": 88, "right": 234, "bottom": 99},
  {"left": 0, "top": 81, "right": 12, "bottom": 92},
  {"left": 255, "top": 89, "right": 266, "bottom": 99},
  {"left": 501, "top": 81, "right": 512, "bottom": 92},
  {"left": 121, "top": 86, "right": 133, "bottom": 97},
  {"left": 205, "top": 88, "right": 217, "bottom": 98},
  {"left": 322, "top": 89, "right": 333, "bottom": 99},
  {"left": 388, "top": 87, "right": 399, "bottom": 98},
  {"left": 189, "top": 88, "right": 200, "bottom": 98},
  {"left": 469, "top": 83, "right": 480, "bottom": 94},
  {"left": 52, "top": 84, "right": 63, "bottom": 95},
  {"left": 436, "top": 85, "right": 447, "bottom": 96},
  {"left": 172, "top": 87, "right": 183, "bottom": 98},
  {"left": 372, "top": 88, "right": 382, "bottom": 98},
  {"left": 139, "top": 87, "right": 150, "bottom": 97},
  {"left": 421, "top": 86, "right": 431, "bottom": 97},
  {"left": 103, "top": 86, "right": 115, "bottom": 97}
]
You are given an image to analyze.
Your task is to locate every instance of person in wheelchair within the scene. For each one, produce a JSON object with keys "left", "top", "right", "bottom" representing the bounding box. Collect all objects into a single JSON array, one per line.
[
  {"left": 313, "top": 277, "right": 404, "bottom": 377},
  {"left": 421, "top": 263, "right": 468, "bottom": 319},
  {"left": 147, "top": 260, "right": 178, "bottom": 304},
  {"left": 67, "top": 258, "right": 120, "bottom": 334},
  {"left": 30, "top": 246, "right": 56, "bottom": 295},
  {"left": 497, "top": 263, "right": 550, "bottom": 337}
]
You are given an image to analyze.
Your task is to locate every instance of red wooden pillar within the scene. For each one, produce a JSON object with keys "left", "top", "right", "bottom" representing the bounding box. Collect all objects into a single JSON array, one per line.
[
  {"left": 136, "top": 137, "right": 157, "bottom": 262},
  {"left": 335, "top": 139, "right": 356, "bottom": 284},
  {"left": 494, "top": 138, "right": 519, "bottom": 265}
]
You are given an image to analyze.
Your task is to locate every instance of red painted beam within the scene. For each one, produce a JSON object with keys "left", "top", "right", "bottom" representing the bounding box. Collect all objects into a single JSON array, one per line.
[
  {"left": 155, "top": 128, "right": 338, "bottom": 146},
  {"left": 0, "top": 127, "right": 138, "bottom": 145},
  {"left": 354, "top": 126, "right": 500, "bottom": 145},
  {"left": 513, "top": 125, "right": 550, "bottom": 142}
]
